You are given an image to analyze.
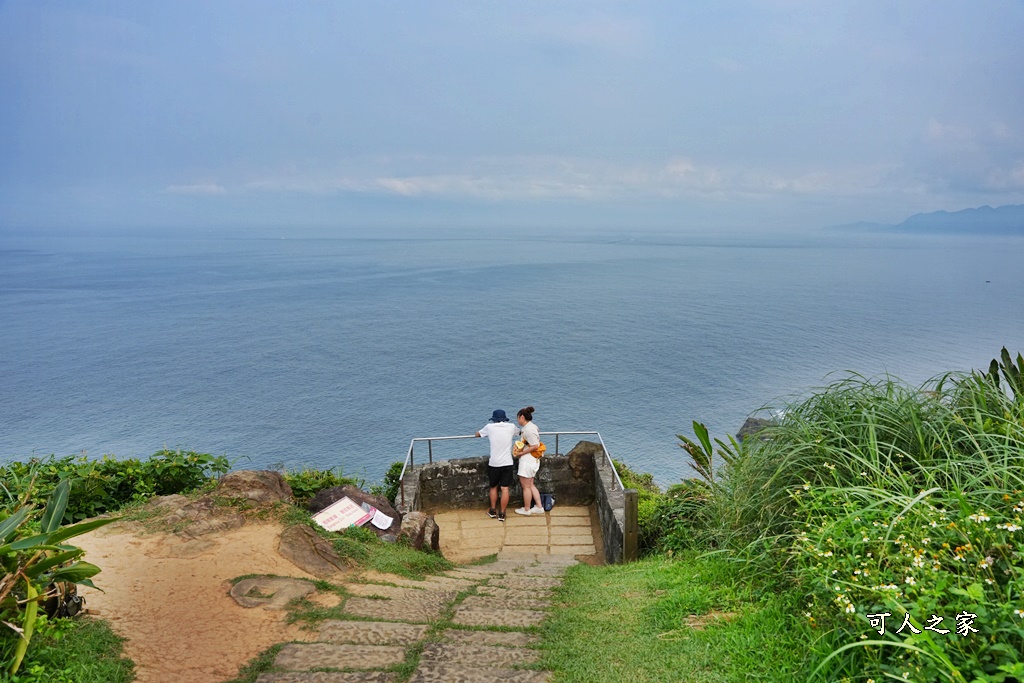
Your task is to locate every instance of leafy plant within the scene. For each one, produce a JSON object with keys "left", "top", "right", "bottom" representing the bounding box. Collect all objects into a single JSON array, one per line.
[
  {"left": 282, "top": 467, "right": 358, "bottom": 506},
  {"left": 369, "top": 461, "right": 404, "bottom": 506},
  {"left": 676, "top": 421, "right": 742, "bottom": 486},
  {"left": 1, "top": 479, "right": 117, "bottom": 675}
]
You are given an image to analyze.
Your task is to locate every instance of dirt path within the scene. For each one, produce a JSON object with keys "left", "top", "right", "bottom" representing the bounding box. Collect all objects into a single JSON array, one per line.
[{"left": 76, "top": 521, "right": 318, "bottom": 683}]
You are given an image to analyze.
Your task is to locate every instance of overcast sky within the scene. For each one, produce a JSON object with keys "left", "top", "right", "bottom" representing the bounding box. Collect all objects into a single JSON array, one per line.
[{"left": 2, "top": 1, "right": 1023, "bottom": 235}]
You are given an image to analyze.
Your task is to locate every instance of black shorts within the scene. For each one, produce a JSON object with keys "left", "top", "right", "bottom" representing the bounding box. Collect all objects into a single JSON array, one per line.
[{"left": 488, "top": 464, "right": 515, "bottom": 489}]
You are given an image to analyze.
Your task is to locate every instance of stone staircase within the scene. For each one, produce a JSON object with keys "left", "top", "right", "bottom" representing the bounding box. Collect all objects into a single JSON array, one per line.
[{"left": 254, "top": 553, "right": 575, "bottom": 683}]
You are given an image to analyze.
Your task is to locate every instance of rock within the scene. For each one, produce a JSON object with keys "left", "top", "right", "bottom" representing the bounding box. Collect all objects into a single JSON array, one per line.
[
  {"left": 399, "top": 511, "right": 439, "bottom": 551},
  {"left": 566, "top": 441, "right": 604, "bottom": 478},
  {"left": 146, "top": 494, "right": 189, "bottom": 513},
  {"left": 308, "top": 485, "right": 402, "bottom": 539},
  {"left": 423, "top": 516, "right": 440, "bottom": 552},
  {"left": 163, "top": 496, "right": 245, "bottom": 538},
  {"left": 736, "top": 417, "right": 776, "bottom": 442},
  {"left": 230, "top": 577, "right": 316, "bottom": 610},
  {"left": 215, "top": 470, "right": 293, "bottom": 504},
  {"left": 380, "top": 534, "right": 398, "bottom": 544},
  {"left": 400, "top": 512, "right": 427, "bottom": 549},
  {"left": 278, "top": 524, "right": 349, "bottom": 577}
]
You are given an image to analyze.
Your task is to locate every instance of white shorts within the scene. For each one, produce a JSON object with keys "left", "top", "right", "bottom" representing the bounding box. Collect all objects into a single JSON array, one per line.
[{"left": 517, "top": 454, "right": 540, "bottom": 479}]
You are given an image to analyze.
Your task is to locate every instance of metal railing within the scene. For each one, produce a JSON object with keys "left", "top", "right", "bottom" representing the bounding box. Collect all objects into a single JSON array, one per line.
[{"left": 398, "top": 430, "right": 625, "bottom": 507}]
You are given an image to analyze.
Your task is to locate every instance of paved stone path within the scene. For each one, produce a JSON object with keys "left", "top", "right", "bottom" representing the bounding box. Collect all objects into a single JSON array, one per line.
[{"left": 255, "top": 552, "right": 576, "bottom": 683}]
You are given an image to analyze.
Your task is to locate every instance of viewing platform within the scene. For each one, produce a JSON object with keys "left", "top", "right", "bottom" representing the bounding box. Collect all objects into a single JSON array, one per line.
[{"left": 396, "top": 432, "right": 639, "bottom": 565}]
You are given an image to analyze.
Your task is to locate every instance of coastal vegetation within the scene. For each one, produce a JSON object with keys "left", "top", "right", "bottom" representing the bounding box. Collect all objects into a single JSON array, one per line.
[
  {"left": 0, "top": 450, "right": 410, "bottom": 681},
  {"left": 548, "top": 347, "right": 1024, "bottom": 682}
]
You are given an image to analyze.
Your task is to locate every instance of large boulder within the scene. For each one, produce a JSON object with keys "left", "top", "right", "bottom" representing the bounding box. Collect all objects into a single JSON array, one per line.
[
  {"left": 278, "top": 524, "right": 350, "bottom": 577},
  {"left": 215, "top": 470, "right": 293, "bottom": 504},
  {"left": 163, "top": 496, "right": 245, "bottom": 538},
  {"left": 736, "top": 417, "right": 776, "bottom": 442},
  {"left": 307, "top": 485, "right": 402, "bottom": 539},
  {"left": 566, "top": 440, "right": 604, "bottom": 477},
  {"left": 399, "top": 511, "right": 440, "bottom": 552}
]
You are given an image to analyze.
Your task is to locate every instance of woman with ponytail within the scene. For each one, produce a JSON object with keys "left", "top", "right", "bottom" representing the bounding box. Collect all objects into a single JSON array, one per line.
[{"left": 513, "top": 406, "right": 545, "bottom": 515}]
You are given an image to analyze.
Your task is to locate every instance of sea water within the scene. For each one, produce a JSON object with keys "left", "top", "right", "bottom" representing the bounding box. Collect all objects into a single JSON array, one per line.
[{"left": 2, "top": 229, "right": 1023, "bottom": 485}]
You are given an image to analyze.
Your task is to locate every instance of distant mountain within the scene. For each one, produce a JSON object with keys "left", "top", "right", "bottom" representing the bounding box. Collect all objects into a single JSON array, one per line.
[{"left": 830, "top": 204, "right": 1024, "bottom": 235}]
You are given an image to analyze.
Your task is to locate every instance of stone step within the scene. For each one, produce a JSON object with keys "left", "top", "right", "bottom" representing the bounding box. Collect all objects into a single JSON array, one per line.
[
  {"left": 343, "top": 595, "right": 449, "bottom": 623},
  {"left": 440, "top": 628, "right": 539, "bottom": 648},
  {"left": 460, "top": 595, "right": 550, "bottom": 611},
  {"left": 444, "top": 569, "right": 500, "bottom": 580},
  {"left": 257, "top": 672, "right": 397, "bottom": 683},
  {"left": 475, "top": 586, "right": 551, "bottom": 601},
  {"left": 273, "top": 643, "right": 406, "bottom": 671},
  {"left": 408, "top": 662, "right": 550, "bottom": 683},
  {"left": 420, "top": 642, "right": 539, "bottom": 668},
  {"left": 319, "top": 620, "right": 429, "bottom": 646},
  {"left": 343, "top": 583, "right": 455, "bottom": 600},
  {"left": 452, "top": 605, "right": 547, "bottom": 628},
  {"left": 488, "top": 576, "right": 562, "bottom": 591}
]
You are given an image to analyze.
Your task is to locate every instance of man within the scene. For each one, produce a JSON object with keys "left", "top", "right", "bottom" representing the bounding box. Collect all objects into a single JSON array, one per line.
[{"left": 474, "top": 408, "right": 518, "bottom": 522}]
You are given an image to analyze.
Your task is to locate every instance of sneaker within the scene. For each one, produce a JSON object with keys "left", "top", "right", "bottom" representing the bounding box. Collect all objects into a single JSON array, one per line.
[
  {"left": 529, "top": 506, "right": 545, "bottom": 515},
  {"left": 497, "top": 511, "right": 506, "bottom": 522},
  {"left": 514, "top": 507, "right": 531, "bottom": 516},
  {"left": 487, "top": 508, "right": 497, "bottom": 519}
]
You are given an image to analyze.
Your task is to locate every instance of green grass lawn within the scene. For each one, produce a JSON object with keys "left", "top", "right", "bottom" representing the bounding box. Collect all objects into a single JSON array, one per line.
[{"left": 540, "top": 553, "right": 814, "bottom": 683}]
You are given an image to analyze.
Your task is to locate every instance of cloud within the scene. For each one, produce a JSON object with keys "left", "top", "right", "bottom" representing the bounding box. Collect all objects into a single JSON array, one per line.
[{"left": 164, "top": 183, "right": 227, "bottom": 195}]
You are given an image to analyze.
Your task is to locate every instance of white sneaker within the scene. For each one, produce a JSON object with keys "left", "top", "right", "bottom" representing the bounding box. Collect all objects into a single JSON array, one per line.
[
  {"left": 529, "top": 506, "right": 545, "bottom": 515},
  {"left": 514, "top": 507, "right": 530, "bottom": 516}
]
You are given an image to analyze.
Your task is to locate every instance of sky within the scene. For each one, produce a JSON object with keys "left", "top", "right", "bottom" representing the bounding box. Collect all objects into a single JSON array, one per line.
[{"left": 2, "top": 1, "right": 1023, "bottom": 235}]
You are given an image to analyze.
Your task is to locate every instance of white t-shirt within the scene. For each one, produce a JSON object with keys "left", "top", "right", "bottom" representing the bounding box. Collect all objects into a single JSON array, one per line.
[
  {"left": 520, "top": 421, "right": 540, "bottom": 448},
  {"left": 478, "top": 421, "right": 517, "bottom": 467}
]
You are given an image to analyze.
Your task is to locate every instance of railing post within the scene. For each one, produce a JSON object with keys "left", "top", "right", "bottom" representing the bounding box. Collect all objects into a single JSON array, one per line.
[
  {"left": 555, "top": 434, "right": 559, "bottom": 455},
  {"left": 623, "top": 488, "right": 639, "bottom": 563},
  {"left": 428, "top": 439, "right": 433, "bottom": 464}
]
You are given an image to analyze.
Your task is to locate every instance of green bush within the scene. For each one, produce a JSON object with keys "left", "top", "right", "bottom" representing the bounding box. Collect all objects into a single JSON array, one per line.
[
  {"left": 282, "top": 467, "right": 358, "bottom": 506},
  {"left": 613, "top": 460, "right": 666, "bottom": 553},
  {"left": 369, "top": 461, "right": 404, "bottom": 506},
  {"left": 0, "top": 450, "right": 230, "bottom": 522},
  {"left": 677, "top": 358, "right": 1024, "bottom": 682}
]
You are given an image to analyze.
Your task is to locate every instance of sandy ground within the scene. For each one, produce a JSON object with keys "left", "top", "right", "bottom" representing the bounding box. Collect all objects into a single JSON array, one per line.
[{"left": 76, "top": 521, "right": 319, "bottom": 683}]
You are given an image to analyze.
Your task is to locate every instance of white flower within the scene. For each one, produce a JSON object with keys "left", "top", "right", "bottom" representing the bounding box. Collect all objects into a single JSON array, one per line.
[
  {"left": 979, "top": 556, "right": 994, "bottom": 569},
  {"left": 997, "top": 523, "right": 1021, "bottom": 532},
  {"left": 803, "top": 483, "right": 810, "bottom": 490},
  {"left": 1014, "top": 609, "right": 1024, "bottom": 618},
  {"left": 904, "top": 576, "right": 916, "bottom": 586},
  {"left": 845, "top": 603, "right": 856, "bottom": 614},
  {"left": 912, "top": 556, "right": 925, "bottom": 568},
  {"left": 969, "top": 511, "right": 991, "bottom": 523}
]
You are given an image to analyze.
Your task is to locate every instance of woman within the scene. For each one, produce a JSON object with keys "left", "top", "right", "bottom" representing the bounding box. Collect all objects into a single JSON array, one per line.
[{"left": 513, "top": 406, "right": 544, "bottom": 515}]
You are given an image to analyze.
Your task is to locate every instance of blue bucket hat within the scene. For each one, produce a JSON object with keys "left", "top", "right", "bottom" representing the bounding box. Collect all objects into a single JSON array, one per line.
[{"left": 490, "top": 409, "right": 508, "bottom": 423}]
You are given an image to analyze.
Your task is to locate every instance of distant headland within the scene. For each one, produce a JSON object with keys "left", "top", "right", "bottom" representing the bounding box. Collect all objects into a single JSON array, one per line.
[{"left": 830, "top": 203, "right": 1024, "bottom": 235}]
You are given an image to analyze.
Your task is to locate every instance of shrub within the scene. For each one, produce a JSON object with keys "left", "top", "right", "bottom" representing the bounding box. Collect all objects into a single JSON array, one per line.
[
  {"left": 369, "top": 461, "right": 404, "bottom": 506},
  {"left": 0, "top": 450, "right": 230, "bottom": 522},
  {"left": 282, "top": 467, "right": 358, "bottom": 506},
  {"left": 681, "top": 358, "right": 1024, "bottom": 682}
]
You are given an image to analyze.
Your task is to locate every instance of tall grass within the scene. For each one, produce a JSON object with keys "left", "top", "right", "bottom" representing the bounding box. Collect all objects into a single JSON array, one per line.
[{"left": 695, "top": 371, "right": 1024, "bottom": 682}]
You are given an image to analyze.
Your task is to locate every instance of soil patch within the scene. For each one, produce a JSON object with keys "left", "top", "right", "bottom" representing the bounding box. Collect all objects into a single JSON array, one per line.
[{"left": 76, "top": 520, "right": 319, "bottom": 683}]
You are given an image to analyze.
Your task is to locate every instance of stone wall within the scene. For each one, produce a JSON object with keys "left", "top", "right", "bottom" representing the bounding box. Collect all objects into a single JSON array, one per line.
[
  {"left": 407, "top": 449, "right": 596, "bottom": 512},
  {"left": 589, "top": 443, "right": 627, "bottom": 564},
  {"left": 396, "top": 439, "right": 628, "bottom": 564}
]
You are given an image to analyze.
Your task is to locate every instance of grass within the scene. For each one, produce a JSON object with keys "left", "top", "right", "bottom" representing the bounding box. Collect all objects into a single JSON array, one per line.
[
  {"left": 0, "top": 617, "right": 134, "bottom": 683},
  {"left": 539, "top": 552, "right": 812, "bottom": 682}
]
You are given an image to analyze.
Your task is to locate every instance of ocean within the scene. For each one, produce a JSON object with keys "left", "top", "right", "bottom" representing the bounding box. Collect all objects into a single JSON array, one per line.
[{"left": 2, "top": 228, "right": 1023, "bottom": 486}]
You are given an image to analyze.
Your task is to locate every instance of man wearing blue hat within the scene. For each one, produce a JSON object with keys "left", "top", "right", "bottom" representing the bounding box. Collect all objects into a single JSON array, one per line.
[{"left": 474, "top": 409, "right": 517, "bottom": 522}]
